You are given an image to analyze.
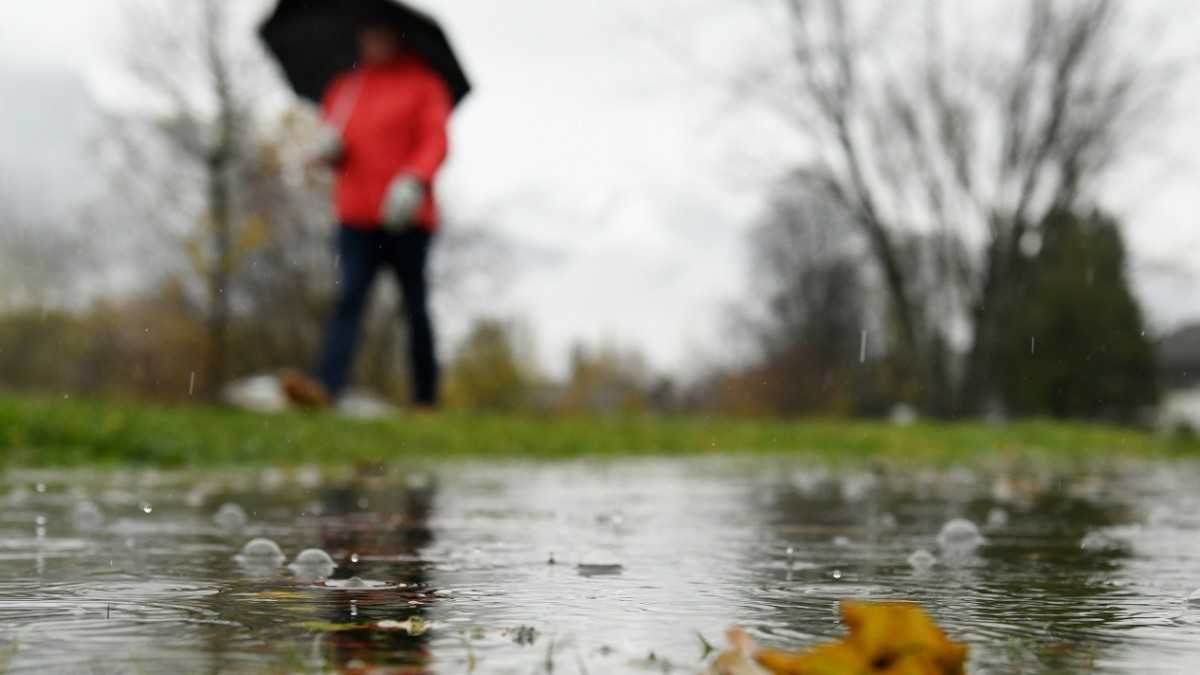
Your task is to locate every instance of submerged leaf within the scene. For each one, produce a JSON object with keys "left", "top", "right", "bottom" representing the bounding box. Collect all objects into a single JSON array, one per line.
[{"left": 298, "top": 621, "right": 362, "bottom": 633}]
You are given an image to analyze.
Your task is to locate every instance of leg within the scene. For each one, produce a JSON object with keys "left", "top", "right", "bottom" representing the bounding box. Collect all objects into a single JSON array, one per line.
[
  {"left": 315, "top": 228, "right": 382, "bottom": 397},
  {"left": 390, "top": 229, "right": 439, "bottom": 407}
]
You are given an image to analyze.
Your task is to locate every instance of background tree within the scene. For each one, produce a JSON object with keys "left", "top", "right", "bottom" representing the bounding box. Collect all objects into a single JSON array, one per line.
[
  {"left": 733, "top": 177, "right": 878, "bottom": 415},
  {"left": 443, "top": 318, "right": 542, "bottom": 412},
  {"left": 558, "top": 343, "right": 656, "bottom": 415},
  {"left": 98, "top": 0, "right": 270, "bottom": 397},
  {"left": 995, "top": 209, "right": 1157, "bottom": 420},
  {"left": 728, "top": 0, "right": 1174, "bottom": 415}
]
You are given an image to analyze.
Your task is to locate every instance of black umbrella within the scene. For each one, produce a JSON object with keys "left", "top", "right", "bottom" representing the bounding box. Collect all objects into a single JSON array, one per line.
[{"left": 259, "top": 0, "right": 471, "bottom": 106}]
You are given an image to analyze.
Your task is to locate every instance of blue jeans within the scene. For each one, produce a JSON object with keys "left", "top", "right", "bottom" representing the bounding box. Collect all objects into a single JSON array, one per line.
[{"left": 316, "top": 227, "right": 438, "bottom": 405}]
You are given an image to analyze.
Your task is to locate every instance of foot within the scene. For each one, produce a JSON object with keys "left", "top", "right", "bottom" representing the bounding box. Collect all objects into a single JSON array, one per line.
[{"left": 279, "top": 369, "right": 332, "bottom": 410}]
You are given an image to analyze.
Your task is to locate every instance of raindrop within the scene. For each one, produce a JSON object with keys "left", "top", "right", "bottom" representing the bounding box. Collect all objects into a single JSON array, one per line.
[
  {"left": 140, "top": 502, "right": 153, "bottom": 515},
  {"left": 859, "top": 330, "right": 868, "bottom": 364},
  {"left": 350, "top": 553, "right": 360, "bottom": 563},
  {"left": 878, "top": 513, "right": 898, "bottom": 530},
  {"left": 831, "top": 569, "right": 843, "bottom": 580},
  {"left": 235, "top": 538, "right": 287, "bottom": 567},
  {"left": 833, "top": 536, "right": 851, "bottom": 547},
  {"left": 908, "top": 549, "right": 937, "bottom": 571},
  {"left": 937, "top": 519, "right": 985, "bottom": 553},
  {"left": 35, "top": 483, "right": 47, "bottom": 494},
  {"left": 289, "top": 548, "right": 337, "bottom": 579},
  {"left": 214, "top": 503, "right": 249, "bottom": 530}
]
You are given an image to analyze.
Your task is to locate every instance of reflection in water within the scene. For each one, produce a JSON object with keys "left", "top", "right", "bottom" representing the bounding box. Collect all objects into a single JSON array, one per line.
[
  {"left": 2, "top": 459, "right": 1200, "bottom": 673},
  {"left": 316, "top": 465, "right": 436, "bottom": 673}
]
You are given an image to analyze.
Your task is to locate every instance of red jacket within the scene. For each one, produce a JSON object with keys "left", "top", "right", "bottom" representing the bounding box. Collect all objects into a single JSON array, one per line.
[{"left": 322, "top": 57, "right": 452, "bottom": 231}]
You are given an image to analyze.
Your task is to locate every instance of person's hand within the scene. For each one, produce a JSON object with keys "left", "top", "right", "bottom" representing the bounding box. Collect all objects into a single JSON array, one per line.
[
  {"left": 379, "top": 175, "right": 424, "bottom": 230},
  {"left": 305, "top": 122, "right": 344, "bottom": 167}
]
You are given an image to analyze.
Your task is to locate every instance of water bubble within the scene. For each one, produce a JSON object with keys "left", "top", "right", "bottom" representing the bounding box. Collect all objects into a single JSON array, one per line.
[
  {"left": 596, "top": 512, "right": 625, "bottom": 527},
  {"left": 937, "top": 519, "right": 985, "bottom": 553},
  {"left": 185, "top": 486, "right": 211, "bottom": 509},
  {"left": 1187, "top": 589, "right": 1200, "bottom": 607},
  {"left": 213, "top": 503, "right": 249, "bottom": 530},
  {"left": 325, "top": 577, "right": 401, "bottom": 591},
  {"left": 235, "top": 538, "right": 287, "bottom": 567},
  {"left": 907, "top": 549, "right": 937, "bottom": 571},
  {"left": 289, "top": 548, "right": 337, "bottom": 579},
  {"left": 1080, "top": 530, "right": 1126, "bottom": 554},
  {"left": 578, "top": 550, "right": 624, "bottom": 577},
  {"left": 986, "top": 508, "right": 1010, "bottom": 529},
  {"left": 840, "top": 473, "right": 877, "bottom": 502},
  {"left": 71, "top": 500, "right": 105, "bottom": 530}
]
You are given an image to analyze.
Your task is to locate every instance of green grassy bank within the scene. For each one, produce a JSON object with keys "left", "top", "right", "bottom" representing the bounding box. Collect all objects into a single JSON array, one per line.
[{"left": 1, "top": 394, "right": 1196, "bottom": 468}]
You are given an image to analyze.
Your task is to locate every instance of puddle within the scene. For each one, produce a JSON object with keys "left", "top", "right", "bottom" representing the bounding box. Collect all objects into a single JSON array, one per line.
[{"left": 2, "top": 458, "right": 1200, "bottom": 673}]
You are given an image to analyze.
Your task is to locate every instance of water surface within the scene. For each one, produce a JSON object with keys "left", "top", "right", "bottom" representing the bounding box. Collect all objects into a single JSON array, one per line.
[{"left": 3, "top": 457, "right": 1200, "bottom": 673}]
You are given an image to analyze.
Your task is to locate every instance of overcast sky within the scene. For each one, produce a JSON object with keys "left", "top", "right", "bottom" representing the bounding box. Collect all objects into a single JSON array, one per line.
[{"left": 1, "top": 0, "right": 1198, "bottom": 377}]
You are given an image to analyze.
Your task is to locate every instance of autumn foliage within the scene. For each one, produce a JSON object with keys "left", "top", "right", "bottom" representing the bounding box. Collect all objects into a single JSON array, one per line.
[{"left": 710, "top": 601, "right": 967, "bottom": 675}]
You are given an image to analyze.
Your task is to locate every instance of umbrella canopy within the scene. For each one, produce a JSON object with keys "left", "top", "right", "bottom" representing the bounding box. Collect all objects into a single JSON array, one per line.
[{"left": 259, "top": 0, "right": 471, "bottom": 106}]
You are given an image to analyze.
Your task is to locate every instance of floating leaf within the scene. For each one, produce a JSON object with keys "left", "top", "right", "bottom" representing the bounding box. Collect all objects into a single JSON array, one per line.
[{"left": 708, "top": 601, "right": 968, "bottom": 675}]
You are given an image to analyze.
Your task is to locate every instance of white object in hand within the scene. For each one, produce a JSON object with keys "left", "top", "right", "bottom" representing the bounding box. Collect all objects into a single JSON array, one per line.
[
  {"left": 309, "top": 122, "right": 343, "bottom": 164},
  {"left": 380, "top": 175, "right": 424, "bottom": 230}
]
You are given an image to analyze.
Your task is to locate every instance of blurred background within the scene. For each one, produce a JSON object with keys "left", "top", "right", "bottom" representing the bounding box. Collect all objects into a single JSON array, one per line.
[{"left": 1, "top": 0, "right": 1198, "bottom": 426}]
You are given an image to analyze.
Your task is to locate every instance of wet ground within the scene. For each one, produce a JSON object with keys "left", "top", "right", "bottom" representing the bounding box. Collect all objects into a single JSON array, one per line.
[{"left": 3, "top": 457, "right": 1200, "bottom": 674}]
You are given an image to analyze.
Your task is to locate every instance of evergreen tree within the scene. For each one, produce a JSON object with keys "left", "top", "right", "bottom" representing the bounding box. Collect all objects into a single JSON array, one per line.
[{"left": 997, "top": 210, "right": 1157, "bottom": 421}]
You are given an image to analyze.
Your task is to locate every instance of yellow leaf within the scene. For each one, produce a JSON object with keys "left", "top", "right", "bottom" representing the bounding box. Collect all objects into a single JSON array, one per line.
[{"left": 711, "top": 602, "right": 968, "bottom": 675}]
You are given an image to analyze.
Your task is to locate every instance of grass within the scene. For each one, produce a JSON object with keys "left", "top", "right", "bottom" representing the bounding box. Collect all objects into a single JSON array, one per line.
[{"left": 1, "top": 393, "right": 1197, "bottom": 468}]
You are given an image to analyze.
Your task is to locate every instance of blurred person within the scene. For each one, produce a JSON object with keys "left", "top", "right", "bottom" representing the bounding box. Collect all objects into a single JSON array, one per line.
[{"left": 282, "top": 18, "right": 452, "bottom": 411}]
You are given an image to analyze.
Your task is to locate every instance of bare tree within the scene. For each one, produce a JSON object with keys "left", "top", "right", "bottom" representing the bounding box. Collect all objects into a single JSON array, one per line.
[
  {"left": 723, "top": 0, "right": 1175, "bottom": 415},
  {"left": 99, "top": 0, "right": 270, "bottom": 397}
]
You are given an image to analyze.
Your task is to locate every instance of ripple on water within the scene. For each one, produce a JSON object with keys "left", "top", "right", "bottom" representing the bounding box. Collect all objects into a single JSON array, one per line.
[
  {"left": 4, "top": 462, "right": 1200, "bottom": 674},
  {"left": 0, "top": 537, "right": 92, "bottom": 560}
]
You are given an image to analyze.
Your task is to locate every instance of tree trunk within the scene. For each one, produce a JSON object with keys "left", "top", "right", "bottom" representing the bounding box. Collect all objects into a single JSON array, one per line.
[{"left": 205, "top": 155, "right": 232, "bottom": 400}]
